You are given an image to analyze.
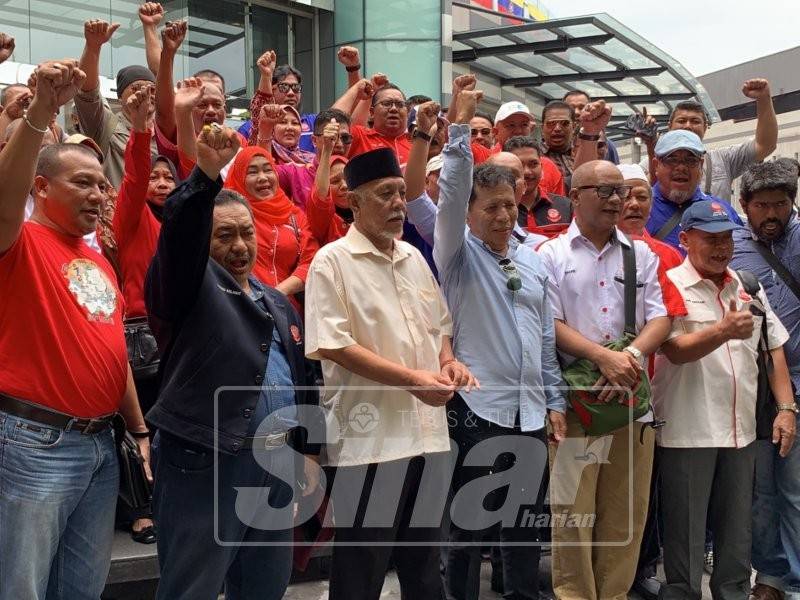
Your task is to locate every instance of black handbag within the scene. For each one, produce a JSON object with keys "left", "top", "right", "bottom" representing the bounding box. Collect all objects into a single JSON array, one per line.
[
  {"left": 124, "top": 316, "right": 160, "bottom": 379},
  {"left": 112, "top": 415, "right": 153, "bottom": 511}
]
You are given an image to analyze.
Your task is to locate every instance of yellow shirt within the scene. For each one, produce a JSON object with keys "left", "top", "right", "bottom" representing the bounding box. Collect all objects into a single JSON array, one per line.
[
  {"left": 652, "top": 260, "right": 789, "bottom": 448},
  {"left": 305, "top": 226, "right": 453, "bottom": 466}
]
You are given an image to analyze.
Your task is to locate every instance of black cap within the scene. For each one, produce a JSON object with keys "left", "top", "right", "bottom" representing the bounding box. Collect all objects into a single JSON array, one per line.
[
  {"left": 116, "top": 65, "right": 155, "bottom": 99},
  {"left": 344, "top": 147, "right": 403, "bottom": 191}
]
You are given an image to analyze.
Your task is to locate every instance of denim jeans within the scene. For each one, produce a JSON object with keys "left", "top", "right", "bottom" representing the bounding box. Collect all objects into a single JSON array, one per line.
[
  {"left": 151, "top": 431, "right": 296, "bottom": 600},
  {"left": 752, "top": 429, "right": 800, "bottom": 600},
  {"left": 0, "top": 410, "right": 119, "bottom": 600}
]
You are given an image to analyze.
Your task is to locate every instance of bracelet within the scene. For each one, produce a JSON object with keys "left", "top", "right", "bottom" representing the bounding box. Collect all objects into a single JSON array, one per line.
[
  {"left": 129, "top": 430, "right": 151, "bottom": 439},
  {"left": 345, "top": 64, "right": 361, "bottom": 73},
  {"left": 412, "top": 129, "right": 432, "bottom": 143},
  {"left": 578, "top": 130, "right": 600, "bottom": 141},
  {"left": 23, "top": 114, "right": 49, "bottom": 134}
]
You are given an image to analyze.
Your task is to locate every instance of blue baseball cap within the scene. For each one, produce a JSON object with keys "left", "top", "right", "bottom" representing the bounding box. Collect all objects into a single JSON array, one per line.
[
  {"left": 655, "top": 129, "right": 706, "bottom": 158},
  {"left": 680, "top": 200, "right": 738, "bottom": 233}
]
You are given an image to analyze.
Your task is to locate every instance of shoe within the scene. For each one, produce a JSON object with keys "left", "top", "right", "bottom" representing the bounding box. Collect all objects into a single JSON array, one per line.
[
  {"left": 750, "top": 583, "right": 785, "bottom": 600},
  {"left": 704, "top": 549, "right": 714, "bottom": 574},
  {"left": 131, "top": 525, "right": 157, "bottom": 544},
  {"left": 631, "top": 576, "right": 661, "bottom": 600}
]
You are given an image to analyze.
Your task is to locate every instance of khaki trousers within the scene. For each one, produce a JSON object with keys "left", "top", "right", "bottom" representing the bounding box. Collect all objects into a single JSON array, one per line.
[{"left": 549, "top": 411, "right": 654, "bottom": 600}]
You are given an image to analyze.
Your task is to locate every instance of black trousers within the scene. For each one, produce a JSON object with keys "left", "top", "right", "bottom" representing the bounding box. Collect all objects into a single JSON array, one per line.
[
  {"left": 329, "top": 454, "right": 450, "bottom": 600},
  {"left": 636, "top": 446, "right": 662, "bottom": 579},
  {"left": 445, "top": 394, "right": 548, "bottom": 600}
]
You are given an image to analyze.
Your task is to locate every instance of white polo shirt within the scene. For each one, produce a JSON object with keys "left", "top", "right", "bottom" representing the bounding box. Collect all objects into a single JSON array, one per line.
[
  {"left": 651, "top": 260, "right": 789, "bottom": 448},
  {"left": 304, "top": 226, "right": 453, "bottom": 467}
]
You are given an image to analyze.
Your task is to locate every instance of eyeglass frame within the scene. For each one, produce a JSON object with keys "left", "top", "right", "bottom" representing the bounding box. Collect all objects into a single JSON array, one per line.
[
  {"left": 375, "top": 99, "right": 407, "bottom": 110},
  {"left": 575, "top": 185, "right": 633, "bottom": 200},
  {"left": 660, "top": 154, "right": 703, "bottom": 168},
  {"left": 275, "top": 82, "right": 303, "bottom": 94}
]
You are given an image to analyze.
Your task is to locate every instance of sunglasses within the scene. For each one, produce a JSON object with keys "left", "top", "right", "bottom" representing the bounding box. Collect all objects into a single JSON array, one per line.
[
  {"left": 576, "top": 185, "right": 632, "bottom": 200},
  {"left": 275, "top": 82, "right": 302, "bottom": 94},
  {"left": 315, "top": 131, "right": 353, "bottom": 144},
  {"left": 662, "top": 154, "right": 702, "bottom": 168},
  {"left": 499, "top": 258, "right": 522, "bottom": 291}
]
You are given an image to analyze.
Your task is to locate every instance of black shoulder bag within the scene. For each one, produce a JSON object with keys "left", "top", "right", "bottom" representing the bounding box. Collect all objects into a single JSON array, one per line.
[
  {"left": 654, "top": 202, "right": 691, "bottom": 241},
  {"left": 752, "top": 241, "right": 800, "bottom": 302}
]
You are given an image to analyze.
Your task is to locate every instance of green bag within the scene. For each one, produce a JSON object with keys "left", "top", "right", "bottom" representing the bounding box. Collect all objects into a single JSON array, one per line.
[{"left": 561, "top": 237, "right": 651, "bottom": 436}]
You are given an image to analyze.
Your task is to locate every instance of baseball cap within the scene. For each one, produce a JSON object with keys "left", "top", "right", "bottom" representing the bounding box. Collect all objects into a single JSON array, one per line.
[
  {"left": 655, "top": 129, "right": 705, "bottom": 158},
  {"left": 64, "top": 133, "right": 104, "bottom": 163},
  {"left": 680, "top": 200, "right": 738, "bottom": 233},
  {"left": 617, "top": 164, "right": 648, "bottom": 182},
  {"left": 494, "top": 101, "right": 533, "bottom": 125},
  {"left": 425, "top": 153, "right": 443, "bottom": 176}
]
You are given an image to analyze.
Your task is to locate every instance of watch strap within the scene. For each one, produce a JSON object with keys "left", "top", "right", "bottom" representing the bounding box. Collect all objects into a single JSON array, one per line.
[{"left": 412, "top": 129, "right": 432, "bottom": 143}]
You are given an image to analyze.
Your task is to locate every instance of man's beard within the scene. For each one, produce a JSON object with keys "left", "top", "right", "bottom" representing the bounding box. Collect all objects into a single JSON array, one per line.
[{"left": 668, "top": 189, "right": 692, "bottom": 204}]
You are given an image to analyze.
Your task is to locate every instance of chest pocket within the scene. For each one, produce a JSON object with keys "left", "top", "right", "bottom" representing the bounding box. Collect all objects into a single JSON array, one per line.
[
  {"left": 680, "top": 307, "right": 718, "bottom": 334},
  {"left": 416, "top": 287, "right": 443, "bottom": 336}
]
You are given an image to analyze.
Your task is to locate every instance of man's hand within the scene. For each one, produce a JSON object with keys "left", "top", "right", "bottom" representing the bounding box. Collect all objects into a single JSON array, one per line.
[
  {"left": 355, "top": 78, "right": 375, "bottom": 102},
  {"left": 638, "top": 106, "right": 659, "bottom": 144},
  {"left": 717, "top": 300, "right": 755, "bottom": 340},
  {"left": 196, "top": 124, "right": 241, "bottom": 180},
  {"left": 257, "top": 50, "right": 277, "bottom": 79},
  {"left": 123, "top": 87, "right": 152, "bottom": 132},
  {"left": 302, "top": 455, "right": 320, "bottom": 497},
  {"left": 3, "top": 88, "right": 32, "bottom": 120},
  {"left": 174, "top": 77, "right": 204, "bottom": 113},
  {"left": 548, "top": 410, "right": 567, "bottom": 444},
  {"left": 134, "top": 437, "right": 153, "bottom": 483},
  {"left": 415, "top": 100, "right": 441, "bottom": 138},
  {"left": 161, "top": 20, "right": 187, "bottom": 55},
  {"left": 452, "top": 74, "right": 476, "bottom": 94},
  {"left": 593, "top": 347, "right": 641, "bottom": 403},
  {"left": 0, "top": 33, "right": 15, "bottom": 64},
  {"left": 320, "top": 118, "right": 339, "bottom": 154},
  {"left": 337, "top": 46, "right": 360, "bottom": 68},
  {"left": 773, "top": 410, "right": 796, "bottom": 457},
  {"left": 454, "top": 90, "right": 482, "bottom": 124},
  {"left": 29, "top": 60, "right": 86, "bottom": 117},
  {"left": 440, "top": 359, "right": 480, "bottom": 393},
  {"left": 410, "top": 370, "right": 455, "bottom": 407},
  {"left": 742, "top": 78, "right": 771, "bottom": 101},
  {"left": 370, "top": 73, "right": 389, "bottom": 90},
  {"left": 579, "top": 100, "right": 612, "bottom": 136},
  {"left": 258, "top": 103, "right": 284, "bottom": 127},
  {"left": 84, "top": 20, "right": 120, "bottom": 49},
  {"left": 138, "top": 2, "right": 165, "bottom": 27}
]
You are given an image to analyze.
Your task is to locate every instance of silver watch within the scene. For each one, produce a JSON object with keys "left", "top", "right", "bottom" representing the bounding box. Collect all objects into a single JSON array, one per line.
[{"left": 623, "top": 345, "right": 644, "bottom": 365}]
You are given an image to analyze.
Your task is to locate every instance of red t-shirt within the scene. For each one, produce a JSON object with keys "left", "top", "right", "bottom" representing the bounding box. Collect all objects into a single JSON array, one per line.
[
  {"left": 348, "top": 125, "right": 413, "bottom": 167},
  {"left": 489, "top": 142, "right": 566, "bottom": 197},
  {"left": 112, "top": 130, "right": 160, "bottom": 318},
  {"left": 0, "top": 223, "right": 128, "bottom": 417},
  {"left": 306, "top": 187, "right": 351, "bottom": 246}
]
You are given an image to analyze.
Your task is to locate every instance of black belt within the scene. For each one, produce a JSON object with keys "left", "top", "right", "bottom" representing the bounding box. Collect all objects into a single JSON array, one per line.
[{"left": 0, "top": 392, "right": 116, "bottom": 435}]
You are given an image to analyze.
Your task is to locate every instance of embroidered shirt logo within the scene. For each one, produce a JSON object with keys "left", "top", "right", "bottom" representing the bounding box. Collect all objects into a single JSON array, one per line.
[
  {"left": 290, "top": 324, "right": 302, "bottom": 344},
  {"left": 63, "top": 259, "right": 117, "bottom": 321},
  {"left": 546, "top": 208, "right": 561, "bottom": 223}
]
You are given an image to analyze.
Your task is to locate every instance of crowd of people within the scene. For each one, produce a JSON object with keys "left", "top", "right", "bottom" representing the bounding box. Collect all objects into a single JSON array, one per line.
[{"left": 0, "top": 6, "right": 798, "bottom": 600}]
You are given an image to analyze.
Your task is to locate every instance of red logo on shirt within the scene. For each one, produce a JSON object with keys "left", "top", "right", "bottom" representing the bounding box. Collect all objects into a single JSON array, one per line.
[
  {"left": 546, "top": 208, "right": 561, "bottom": 223},
  {"left": 290, "top": 324, "right": 302, "bottom": 344},
  {"left": 739, "top": 290, "right": 752, "bottom": 302}
]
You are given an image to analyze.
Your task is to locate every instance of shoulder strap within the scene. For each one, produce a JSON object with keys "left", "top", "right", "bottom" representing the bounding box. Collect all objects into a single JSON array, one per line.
[
  {"left": 654, "top": 202, "right": 691, "bottom": 241},
  {"left": 703, "top": 152, "right": 713, "bottom": 195},
  {"left": 753, "top": 241, "right": 800, "bottom": 303},
  {"left": 621, "top": 235, "right": 637, "bottom": 336},
  {"left": 735, "top": 269, "right": 761, "bottom": 297}
]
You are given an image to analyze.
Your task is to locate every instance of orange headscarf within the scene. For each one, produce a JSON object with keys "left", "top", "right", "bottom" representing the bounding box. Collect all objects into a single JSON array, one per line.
[{"left": 224, "top": 146, "right": 294, "bottom": 226}]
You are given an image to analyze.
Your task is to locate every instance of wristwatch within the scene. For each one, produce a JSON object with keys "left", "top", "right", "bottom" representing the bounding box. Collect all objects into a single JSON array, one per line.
[
  {"left": 777, "top": 402, "right": 799, "bottom": 414},
  {"left": 578, "top": 129, "right": 600, "bottom": 141},
  {"left": 412, "top": 129, "right": 432, "bottom": 143},
  {"left": 622, "top": 345, "right": 644, "bottom": 365}
]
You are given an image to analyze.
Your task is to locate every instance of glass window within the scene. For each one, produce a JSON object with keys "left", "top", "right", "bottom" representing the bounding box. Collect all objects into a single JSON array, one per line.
[
  {"left": 365, "top": 0, "right": 439, "bottom": 40},
  {"left": 250, "top": 5, "right": 289, "bottom": 98},
  {"left": 1, "top": 0, "right": 32, "bottom": 65},
  {"left": 293, "top": 15, "right": 315, "bottom": 114},
  {"left": 335, "top": 0, "right": 363, "bottom": 44},
  {"left": 365, "top": 40, "right": 439, "bottom": 100},
  {"left": 187, "top": 0, "right": 246, "bottom": 97}
]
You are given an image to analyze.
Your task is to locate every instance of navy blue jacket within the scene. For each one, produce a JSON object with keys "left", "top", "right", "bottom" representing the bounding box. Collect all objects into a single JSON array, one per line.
[{"left": 144, "top": 168, "right": 321, "bottom": 455}]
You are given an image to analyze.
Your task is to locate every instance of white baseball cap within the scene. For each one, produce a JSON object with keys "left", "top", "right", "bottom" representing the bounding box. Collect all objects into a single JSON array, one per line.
[
  {"left": 425, "top": 153, "right": 443, "bottom": 176},
  {"left": 617, "top": 164, "right": 648, "bottom": 183},
  {"left": 494, "top": 101, "right": 533, "bottom": 125}
]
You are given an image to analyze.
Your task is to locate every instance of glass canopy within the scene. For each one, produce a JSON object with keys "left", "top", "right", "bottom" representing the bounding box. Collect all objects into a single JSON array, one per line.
[{"left": 453, "top": 12, "right": 719, "bottom": 139}]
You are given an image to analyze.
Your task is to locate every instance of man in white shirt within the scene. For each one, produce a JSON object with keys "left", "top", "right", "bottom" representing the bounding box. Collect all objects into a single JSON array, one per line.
[
  {"left": 304, "top": 147, "right": 477, "bottom": 600},
  {"left": 538, "top": 159, "right": 673, "bottom": 600},
  {"left": 652, "top": 200, "right": 796, "bottom": 600}
]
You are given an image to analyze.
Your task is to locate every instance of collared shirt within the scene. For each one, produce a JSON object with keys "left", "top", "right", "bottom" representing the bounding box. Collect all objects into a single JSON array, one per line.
[
  {"left": 652, "top": 261, "right": 789, "bottom": 448},
  {"left": 645, "top": 183, "right": 743, "bottom": 253},
  {"left": 305, "top": 226, "right": 453, "bottom": 466},
  {"left": 731, "top": 216, "right": 800, "bottom": 396},
  {"left": 433, "top": 124, "right": 566, "bottom": 431},
  {"left": 518, "top": 191, "right": 573, "bottom": 239},
  {"left": 543, "top": 147, "right": 574, "bottom": 181}
]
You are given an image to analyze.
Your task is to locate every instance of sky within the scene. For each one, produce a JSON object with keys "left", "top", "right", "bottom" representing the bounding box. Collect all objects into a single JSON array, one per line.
[{"left": 550, "top": 0, "right": 799, "bottom": 75}]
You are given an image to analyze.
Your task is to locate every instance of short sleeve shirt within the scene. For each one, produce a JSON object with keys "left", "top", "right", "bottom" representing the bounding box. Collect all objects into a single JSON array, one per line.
[{"left": 304, "top": 226, "right": 453, "bottom": 466}]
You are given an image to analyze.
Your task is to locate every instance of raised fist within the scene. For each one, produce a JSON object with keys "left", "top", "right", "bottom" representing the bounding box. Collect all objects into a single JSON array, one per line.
[
  {"left": 321, "top": 118, "right": 339, "bottom": 153},
  {"left": 0, "top": 33, "right": 15, "bottom": 64},
  {"left": 29, "top": 59, "right": 86, "bottom": 115},
  {"left": 452, "top": 74, "right": 476, "bottom": 93},
  {"left": 579, "top": 100, "right": 612, "bottom": 135},
  {"left": 84, "top": 20, "right": 120, "bottom": 49},
  {"left": 3, "top": 87, "right": 32, "bottom": 120},
  {"left": 138, "top": 3, "right": 164, "bottom": 27},
  {"left": 356, "top": 79, "right": 375, "bottom": 102},
  {"left": 742, "top": 78, "right": 771, "bottom": 100},
  {"left": 371, "top": 73, "right": 389, "bottom": 89},
  {"left": 174, "top": 77, "right": 204, "bottom": 111},
  {"left": 337, "top": 46, "right": 360, "bottom": 68},
  {"left": 258, "top": 103, "right": 284, "bottom": 127},
  {"left": 257, "top": 50, "right": 276, "bottom": 79},
  {"left": 455, "top": 90, "right": 483, "bottom": 124},
  {"left": 415, "top": 100, "right": 441, "bottom": 136},
  {"left": 123, "top": 87, "right": 152, "bottom": 132},
  {"left": 197, "top": 125, "right": 241, "bottom": 177},
  {"left": 162, "top": 20, "right": 187, "bottom": 54}
]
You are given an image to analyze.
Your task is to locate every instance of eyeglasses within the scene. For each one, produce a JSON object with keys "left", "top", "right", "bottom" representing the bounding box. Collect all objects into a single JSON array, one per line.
[
  {"left": 544, "top": 118, "right": 573, "bottom": 129},
  {"left": 499, "top": 258, "right": 522, "bottom": 291},
  {"left": 661, "top": 155, "right": 702, "bottom": 168},
  {"left": 376, "top": 99, "right": 406, "bottom": 110},
  {"left": 275, "top": 82, "right": 302, "bottom": 94},
  {"left": 339, "top": 132, "right": 353, "bottom": 144},
  {"left": 471, "top": 128, "right": 492, "bottom": 137},
  {"left": 576, "top": 185, "right": 632, "bottom": 200}
]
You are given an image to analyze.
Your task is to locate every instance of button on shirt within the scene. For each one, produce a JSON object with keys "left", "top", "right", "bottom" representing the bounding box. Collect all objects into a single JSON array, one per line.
[
  {"left": 432, "top": 124, "right": 566, "bottom": 430},
  {"left": 646, "top": 183, "right": 743, "bottom": 253},
  {"left": 651, "top": 261, "right": 789, "bottom": 448},
  {"left": 304, "top": 226, "right": 454, "bottom": 467},
  {"left": 731, "top": 216, "right": 800, "bottom": 397}
]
